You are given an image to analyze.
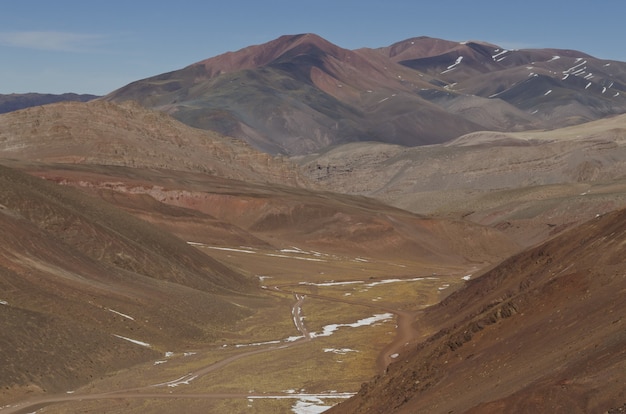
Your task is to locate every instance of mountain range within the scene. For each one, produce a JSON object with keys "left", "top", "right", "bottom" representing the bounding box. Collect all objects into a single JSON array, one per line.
[
  {"left": 0, "top": 93, "right": 98, "bottom": 114},
  {"left": 106, "top": 33, "right": 626, "bottom": 155}
]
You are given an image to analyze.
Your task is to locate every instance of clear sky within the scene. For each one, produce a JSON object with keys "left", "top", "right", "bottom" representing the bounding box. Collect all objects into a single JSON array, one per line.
[{"left": 1, "top": 0, "right": 625, "bottom": 95}]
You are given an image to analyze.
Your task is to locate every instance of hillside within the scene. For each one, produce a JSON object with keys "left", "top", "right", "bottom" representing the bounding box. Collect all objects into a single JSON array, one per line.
[
  {"left": 330, "top": 206, "right": 626, "bottom": 414},
  {"left": 0, "top": 100, "right": 309, "bottom": 187},
  {"left": 295, "top": 114, "right": 626, "bottom": 246},
  {"left": 106, "top": 34, "right": 626, "bottom": 155},
  {"left": 0, "top": 163, "right": 258, "bottom": 401}
]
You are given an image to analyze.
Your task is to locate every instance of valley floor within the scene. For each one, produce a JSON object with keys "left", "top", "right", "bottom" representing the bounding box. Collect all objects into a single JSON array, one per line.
[{"left": 0, "top": 244, "right": 473, "bottom": 414}]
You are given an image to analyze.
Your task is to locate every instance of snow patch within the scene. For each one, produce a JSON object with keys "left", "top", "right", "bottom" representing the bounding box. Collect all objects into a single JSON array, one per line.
[
  {"left": 324, "top": 348, "right": 358, "bottom": 355},
  {"left": 152, "top": 373, "right": 198, "bottom": 388},
  {"left": 462, "top": 274, "right": 472, "bottom": 281},
  {"left": 113, "top": 335, "right": 150, "bottom": 348},
  {"left": 0, "top": 299, "right": 7, "bottom": 306},
  {"left": 390, "top": 353, "right": 400, "bottom": 359},
  {"left": 300, "top": 280, "right": 363, "bottom": 287},
  {"left": 310, "top": 313, "right": 393, "bottom": 338},
  {"left": 265, "top": 253, "right": 326, "bottom": 262},
  {"left": 235, "top": 340, "right": 281, "bottom": 348},
  {"left": 107, "top": 308, "right": 135, "bottom": 321},
  {"left": 544, "top": 90, "right": 552, "bottom": 96},
  {"left": 365, "top": 277, "right": 424, "bottom": 287},
  {"left": 492, "top": 49, "right": 508, "bottom": 60},
  {"left": 441, "top": 56, "right": 463, "bottom": 74}
]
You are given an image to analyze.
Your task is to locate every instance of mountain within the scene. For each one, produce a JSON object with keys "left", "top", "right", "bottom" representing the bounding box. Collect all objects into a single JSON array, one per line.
[
  {"left": 329, "top": 206, "right": 626, "bottom": 413},
  {"left": 106, "top": 34, "right": 626, "bottom": 155},
  {"left": 0, "top": 92, "right": 98, "bottom": 114}
]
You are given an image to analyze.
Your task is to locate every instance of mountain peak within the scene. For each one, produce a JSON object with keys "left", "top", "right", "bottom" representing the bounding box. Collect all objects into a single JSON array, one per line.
[{"left": 191, "top": 33, "right": 344, "bottom": 76}]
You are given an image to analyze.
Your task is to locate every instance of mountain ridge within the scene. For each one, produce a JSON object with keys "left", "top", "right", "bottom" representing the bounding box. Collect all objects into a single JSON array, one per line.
[{"left": 106, "top": 33, "right": 626, "bottom": 155}]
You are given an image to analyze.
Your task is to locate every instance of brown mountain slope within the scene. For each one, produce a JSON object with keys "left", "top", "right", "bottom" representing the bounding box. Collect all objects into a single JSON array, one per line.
[
  {"left": 0, "top": 100, "right": 309, "bottom": 187},
  {"left": 0, "top": 164, "right": 261, "bottom": 403},
  {"left": 329, "top": 206, "right": 626, "bottom": 414}
]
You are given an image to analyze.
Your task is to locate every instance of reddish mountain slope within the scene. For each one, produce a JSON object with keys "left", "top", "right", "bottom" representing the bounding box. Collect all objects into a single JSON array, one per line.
[{"left": 330, "top": 207, "right": 626, "bottom": 413}]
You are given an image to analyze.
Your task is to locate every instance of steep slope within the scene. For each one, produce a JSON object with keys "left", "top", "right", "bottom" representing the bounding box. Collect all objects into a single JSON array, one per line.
[
  {"left": 330, "top": 207, "right": 626, "bottom": 414},
  {"left": 105, "top": 34, "right": 626, "bottom": 155},
  {"left": 0, "top": 164, "right": 258, "bottom": 402}
]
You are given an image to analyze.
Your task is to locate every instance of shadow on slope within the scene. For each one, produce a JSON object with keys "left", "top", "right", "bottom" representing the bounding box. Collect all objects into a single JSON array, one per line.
[{"left": 331, "top": 207, "right": 626, "bottom": 413}]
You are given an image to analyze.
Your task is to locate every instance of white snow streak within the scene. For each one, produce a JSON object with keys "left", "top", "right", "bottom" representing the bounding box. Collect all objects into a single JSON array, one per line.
[
  {"left": 247, "top": 393, "right": 354, "bottom": 413},
  {"left": 365, "top": 277, "right": 425, "bottom": 287},
  {"left": 441, "top": 56, "right": 463, "bottom": 74},
  {"left": 492, "top": 49, "right": 508, "bottom": 60},
  {"left": 113, "top": 334, "right": 151, "bottom": 348},
  {"left": 152, "top": 373, "right": 198, "bottom": 388},
  {"left": 0, "top": 300, "right": 7, "bottom": 305},
  {"left": 324, "top": 348, "right": 358, "bottom": 355},
  {"left": 107, "top": 308, "right": 135, "bottom": 321},
  {"left": 300, "top": 280, "right": 364, "bottom": 287}
]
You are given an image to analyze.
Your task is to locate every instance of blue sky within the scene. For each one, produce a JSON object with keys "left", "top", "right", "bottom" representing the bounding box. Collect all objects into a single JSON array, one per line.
[{"left": 1, "top": 0, "right": 625, "bottom": 95}]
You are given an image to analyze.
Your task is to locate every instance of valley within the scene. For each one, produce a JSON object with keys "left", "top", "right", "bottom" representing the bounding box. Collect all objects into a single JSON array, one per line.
[{"left": 1, "top": 32, "right": 625, "bottom": 413}]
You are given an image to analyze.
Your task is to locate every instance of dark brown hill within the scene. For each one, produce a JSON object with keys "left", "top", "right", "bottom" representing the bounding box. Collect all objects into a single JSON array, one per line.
[
  {"left": 105, "top": 34, "right": 626, "bottom": 155},
  {"left": 329, "top": 207, "right": 626, "bottom": 414}
]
